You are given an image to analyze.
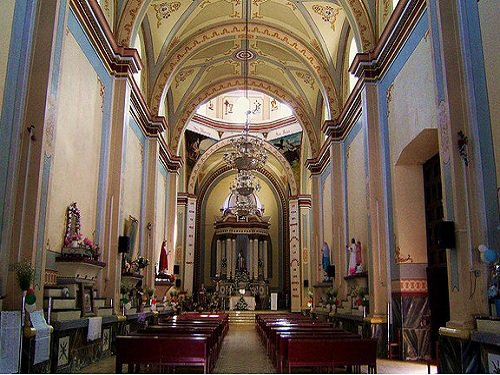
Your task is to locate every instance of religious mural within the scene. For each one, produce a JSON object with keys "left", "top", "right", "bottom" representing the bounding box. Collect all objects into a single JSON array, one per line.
[
  {"left": 185, "top": 130, "right": 217, "bottom": 181},
  {"left": 271, "top": 132, "right": 302, "bottom": 186}
]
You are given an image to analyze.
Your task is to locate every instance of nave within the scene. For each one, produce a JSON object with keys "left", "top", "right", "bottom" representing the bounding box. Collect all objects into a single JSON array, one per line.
[{"left": 78, "top": 312, "right": 437, "bottom": 374}]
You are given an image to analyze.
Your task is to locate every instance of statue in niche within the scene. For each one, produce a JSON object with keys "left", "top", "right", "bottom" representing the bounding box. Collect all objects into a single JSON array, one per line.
[
  {"left": 237, "top": 251, "right": 245, "bottom": 270},
  {"left": 355, "top": 241, "right": 363, "bottom": 271}
]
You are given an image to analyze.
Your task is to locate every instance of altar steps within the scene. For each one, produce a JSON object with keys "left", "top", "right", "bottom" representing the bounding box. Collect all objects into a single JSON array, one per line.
[{"left": 227, "top": 310, "right": 286, "bottom": 326}]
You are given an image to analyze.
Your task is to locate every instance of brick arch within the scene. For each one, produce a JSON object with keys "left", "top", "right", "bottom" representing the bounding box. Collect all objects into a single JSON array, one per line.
[
  {"left": 149, "top": 22, "right": 340, "bottom": 119},
  {"left": 187, "top": 136, "right": 298, "bottom": 197},
  {"left": 171, "top": 78, "right": 320, "bottom": 156}
]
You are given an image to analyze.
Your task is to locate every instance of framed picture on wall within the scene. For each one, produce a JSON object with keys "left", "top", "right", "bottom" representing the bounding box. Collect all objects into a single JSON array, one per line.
[{"left": 79, "top": 284, "right": 95, "bottom": 317}]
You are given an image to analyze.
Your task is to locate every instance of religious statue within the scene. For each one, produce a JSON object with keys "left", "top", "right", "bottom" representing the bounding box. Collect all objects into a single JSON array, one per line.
[
  {"left": 348, "top": 238, "right": 357, "bottom": 275},
  {"left": 321, "top": 242, "right": 330, "bottom": 273},
  {"left": 355, "top": 241, "right": 363, "bottom": 268},
  {"left": 158, "top": 240, "right": 169, "bottom": 274},
  {"left": 237, "top": 251, "right": 245, "bottom": 270},
  {"left": 198, "top": 283, "right": 207, "bottom": 307}
]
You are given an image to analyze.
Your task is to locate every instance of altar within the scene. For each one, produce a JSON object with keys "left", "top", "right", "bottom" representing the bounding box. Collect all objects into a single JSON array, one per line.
[{"left": 229, "top": 296, "right": 256, "bottom": 310}]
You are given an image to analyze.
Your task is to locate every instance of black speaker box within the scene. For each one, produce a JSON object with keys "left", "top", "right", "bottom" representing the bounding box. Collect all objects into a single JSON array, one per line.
[
  {"left": 173, "top": 265, "right": 180, "bottom": 275},
  {"left": 327, "top": 265, "right": 336, "bottom": 278},
  {"left": 303, "top": 280, "right": 309, "bottom": 288},
  {"left": 118, "top": 236, "right": 130, "bottom": 253},
  {"left": 434, "top": 221, "right": 456, "bottom": 249},
  {"left": 175, "top": 279, "right": 181, "bottom": 288}
]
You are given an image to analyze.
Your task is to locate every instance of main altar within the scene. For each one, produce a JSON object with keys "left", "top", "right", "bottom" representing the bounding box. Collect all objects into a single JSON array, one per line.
[{"left": 210, "top": 212, "right": 272, "bottom": 310}]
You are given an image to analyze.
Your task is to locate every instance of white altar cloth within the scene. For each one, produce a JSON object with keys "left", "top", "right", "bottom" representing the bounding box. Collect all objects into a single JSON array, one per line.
[{"left": 229, "top": 296, "right": 256, "bottom": 310}]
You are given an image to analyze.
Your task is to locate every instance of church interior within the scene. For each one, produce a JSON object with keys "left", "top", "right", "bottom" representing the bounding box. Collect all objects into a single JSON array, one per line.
[{"left": 0, "top": 0, "right": 498, "bottom": 373}]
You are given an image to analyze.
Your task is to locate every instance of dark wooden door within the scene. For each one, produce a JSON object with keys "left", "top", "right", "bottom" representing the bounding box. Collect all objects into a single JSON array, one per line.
[{"left": 423, "top": 153, "right": 449, "bottom": 358}]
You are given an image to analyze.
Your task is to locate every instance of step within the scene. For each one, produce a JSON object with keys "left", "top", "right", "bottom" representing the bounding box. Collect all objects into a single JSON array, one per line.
[
  {"left": 43, "top": 297, "right": 77, "bottom": 310},
  {"left": 48, "top": 309, "right": 81, "bottom": 321},
  {"left": 44, "top": 284, "right": 79, "bottom": 298},
  {"left": 97, "top": 307, "right": 113, "bottom": 317},
  {"left": 94, "top": 298, "right": 106, "bottom": 308}
]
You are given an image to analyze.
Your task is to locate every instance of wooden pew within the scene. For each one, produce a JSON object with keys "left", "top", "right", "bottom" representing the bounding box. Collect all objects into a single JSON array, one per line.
[
  {"left": 115, "top": 335, "right": 210, "bottom": 373},
  {"left": 286, "top": 337, "right": 377, "bottom": 374}
]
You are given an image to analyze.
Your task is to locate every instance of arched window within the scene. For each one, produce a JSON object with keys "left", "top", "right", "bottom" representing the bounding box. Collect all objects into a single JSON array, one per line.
[{"left": 348, "top": 37, "right": 359, "bottom": 92}]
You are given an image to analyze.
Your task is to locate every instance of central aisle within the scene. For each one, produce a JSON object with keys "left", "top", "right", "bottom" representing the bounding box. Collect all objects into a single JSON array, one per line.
[{"left": 213, "top": 325, "right": 276, "bottom": 374}]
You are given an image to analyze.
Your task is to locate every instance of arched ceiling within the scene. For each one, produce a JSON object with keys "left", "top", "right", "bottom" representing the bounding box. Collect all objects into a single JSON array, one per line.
[{"left": 115, "top": 0, "right": 376, "bottom": 157}]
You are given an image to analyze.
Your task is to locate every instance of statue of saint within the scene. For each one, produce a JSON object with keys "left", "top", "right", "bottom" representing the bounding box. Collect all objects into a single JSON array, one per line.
[
  {"left": 237, "top": 251, "right": 245, "bottom": 270},
  {"left": 348, "top": 238, "right": 357, "bottom": 275},
  {"left": 355, "top": 241, "right": 362, "bottom": 268}
]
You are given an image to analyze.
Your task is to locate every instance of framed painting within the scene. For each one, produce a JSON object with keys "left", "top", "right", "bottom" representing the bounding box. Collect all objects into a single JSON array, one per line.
[{"left": 79, "top": 284, "right": 95, "bottom": 317}]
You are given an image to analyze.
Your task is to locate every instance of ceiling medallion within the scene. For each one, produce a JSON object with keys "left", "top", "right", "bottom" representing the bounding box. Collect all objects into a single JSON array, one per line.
[{"left": 234, "top": 48, "right": 256, "bottom": 61}]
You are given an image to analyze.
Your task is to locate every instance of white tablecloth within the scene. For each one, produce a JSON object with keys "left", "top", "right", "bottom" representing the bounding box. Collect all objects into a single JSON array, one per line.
[{"left": 229, "top": 296, "right": 256, "bottom": 310}]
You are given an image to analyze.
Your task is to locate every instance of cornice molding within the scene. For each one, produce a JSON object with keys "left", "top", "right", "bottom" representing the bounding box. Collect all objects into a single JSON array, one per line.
[
  {"left": 159, "top": 136, "right": 183, "bottom": 173},
  {"left": 322, "top": 86, "right": 363, "bottom": 140},
  {"left": 294, "top": 195, "right": 312, "bottom": 208},
  {"left": 70, "top": 0, "right": 142, "bottom": 76},
  {"left": 305, "top": 138, "right": 331, "bottom": 175},
  {"left": 191, "top": 114, "right": 298, "bottom": 133},
  {"left": 349, "top": 0, "right": 427, "bottom": 81}
]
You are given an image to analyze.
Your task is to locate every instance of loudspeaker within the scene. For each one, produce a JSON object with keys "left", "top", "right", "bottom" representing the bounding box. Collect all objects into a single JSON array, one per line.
[
  {"left": 173, "top": 265, "right": 180, "bottom": 275},
  {"left": 303, "top": 280, "right": 309, "bottom": 288},
  {"left": 327, "top": 265, "right": 336, "bottom": 278},
  {"left": 118, "top": 236, "right": 130, "bottom": 253},
  {"left": 434, "top": 221, "right": 456, "bottom": 249},
  {"left": 175, "top": 279, "right": 181, "bottom": 288}
]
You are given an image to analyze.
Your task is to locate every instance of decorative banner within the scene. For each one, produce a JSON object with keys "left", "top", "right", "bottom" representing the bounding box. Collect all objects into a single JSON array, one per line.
[{"left": 30, "top": 310, "right": 50, "bottom": 365}]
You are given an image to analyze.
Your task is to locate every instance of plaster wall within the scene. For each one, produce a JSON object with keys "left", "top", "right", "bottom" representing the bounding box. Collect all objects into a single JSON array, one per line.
[
  {"left": 121, "top": 122, "right": 144, "bottom": 258},
  {"left": 478, "top": 0, "right": 500, "bottom": 191},
  {"left": 387, "top": 34, "right": 436, "bottom": 264},
  {"left": 45, "top": 31, "right": 103, "bottom": 251},
  {"left": 346, "top": 130, "right": 368, "bottom": 271},
  {"left": 155, "top": 166, "right": 168, "bottom": 271},
  {"left": 322, "top": 171, "right": 333, "bottom": 259},
  {"left": 202, "top": 173, "right": 280, "bottom": 289},
  {"left": 0, "top": 2, "right": 16, "bottom": 119}
]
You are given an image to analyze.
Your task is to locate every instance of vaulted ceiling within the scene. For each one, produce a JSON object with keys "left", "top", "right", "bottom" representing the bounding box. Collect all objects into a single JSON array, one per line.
[{"left": 109, "top": 0, "right": 378, "bottom": 156}]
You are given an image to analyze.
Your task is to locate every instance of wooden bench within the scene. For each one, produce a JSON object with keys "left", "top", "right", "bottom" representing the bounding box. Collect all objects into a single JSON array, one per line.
[{"left": 115, "top": 335, "right": 210, "bottom": 373}]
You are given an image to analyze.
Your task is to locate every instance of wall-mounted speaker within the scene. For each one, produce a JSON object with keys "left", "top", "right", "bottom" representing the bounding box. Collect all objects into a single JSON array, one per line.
[
  {"left": 303, "top": 280, "right": 309, "bottom": 288},
  {"left": 434, "top": 221, "right": 456, "bottom": 249},
  {"left": 118, "top": 236, "right": 130, "bottom": 253},
  {"left": 173, "top": 265, "right": 180, "bottom": 275},
  {"left": 327, "top": 265, "right": 336, "bottom": 278},
  {"left": 175, "top": 279, "right": 181, "bottom": 288}
]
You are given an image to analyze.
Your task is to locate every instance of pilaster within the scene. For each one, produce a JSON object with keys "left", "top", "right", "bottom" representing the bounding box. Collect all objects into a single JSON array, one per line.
[{"left": 362, "top": 82, "right": 390, "bottom": 319}]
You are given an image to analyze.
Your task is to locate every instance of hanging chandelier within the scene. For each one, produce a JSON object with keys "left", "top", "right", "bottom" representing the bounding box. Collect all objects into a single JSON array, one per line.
[
  {"left": 222, "top": 0, "right": 266, "bottom": 219},
  {"left": 230, "top": 170, "right": 261, "bottom": 196}
]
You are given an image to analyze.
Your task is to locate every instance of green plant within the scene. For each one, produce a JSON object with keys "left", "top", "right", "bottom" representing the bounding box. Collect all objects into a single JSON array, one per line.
[
  {"left": 147, "top": 287, "right": 155, "bottom": 297},
  {"left": 10, "top": 260, "right": 35, "bottom": 291}
]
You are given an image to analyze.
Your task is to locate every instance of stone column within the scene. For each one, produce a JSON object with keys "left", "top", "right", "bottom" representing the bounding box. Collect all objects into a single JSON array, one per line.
[
  {"left": 216, "top": 238, "right": 222, "bottom": 276},
  {"left": 263, "top": 240, "right": 268, "bottom": 280},
  {"left": 253, "top": 238, "right": 259, "bottom": 279},
  {"left": 231, "top": 237, "right": 236, "bottom": 278},
  {"left": 249, "top": 238, "right": 254, "bottom": 278},
  {"left": 226, "top": 237, "right": 232, "bottom": 278},
  {"left": 289, "top": 197, "right": 301, "bottom": 312}
]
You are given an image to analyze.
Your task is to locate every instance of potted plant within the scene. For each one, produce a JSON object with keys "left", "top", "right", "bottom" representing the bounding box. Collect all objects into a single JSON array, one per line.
[{"left": 10, "top": 260, "right": 35, "bottom": 291}]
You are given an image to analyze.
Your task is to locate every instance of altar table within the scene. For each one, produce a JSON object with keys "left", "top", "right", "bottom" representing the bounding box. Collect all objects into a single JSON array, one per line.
[{"left": 229, "top": 296, "right": 256, "bottom": 310}]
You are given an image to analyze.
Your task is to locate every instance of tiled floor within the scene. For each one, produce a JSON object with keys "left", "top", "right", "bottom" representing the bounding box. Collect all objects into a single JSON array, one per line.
[{"left": 78, "top": 325, "right": 437, "bottom": 374}]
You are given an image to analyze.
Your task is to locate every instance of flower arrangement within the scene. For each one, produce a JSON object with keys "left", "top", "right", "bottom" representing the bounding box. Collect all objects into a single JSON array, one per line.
[
  {"left": 10, "top": 260, "right": 35, "bottom": 291},
  {"left": 488, "top": 259, "right": 500, "bottom": 299},
  {"left": 134, "top": 256, "right": 150, "bottom": 269}
]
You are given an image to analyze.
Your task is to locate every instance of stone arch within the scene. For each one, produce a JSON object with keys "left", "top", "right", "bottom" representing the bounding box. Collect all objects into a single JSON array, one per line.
[
  {"left": 338, "top": 0, "right": 376, "bottom": 51},
  {"left": 171, "top": 78, "right": 320, "bottom": 157},
  {"left": 116, "top": 0, "right": 150, "bottom": 47},
  {"left": 187, "top": 136, "right": 298, "bottom": 197},
  {"left": 149, "top": 22, "right": 340, "bottom": 118}
]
